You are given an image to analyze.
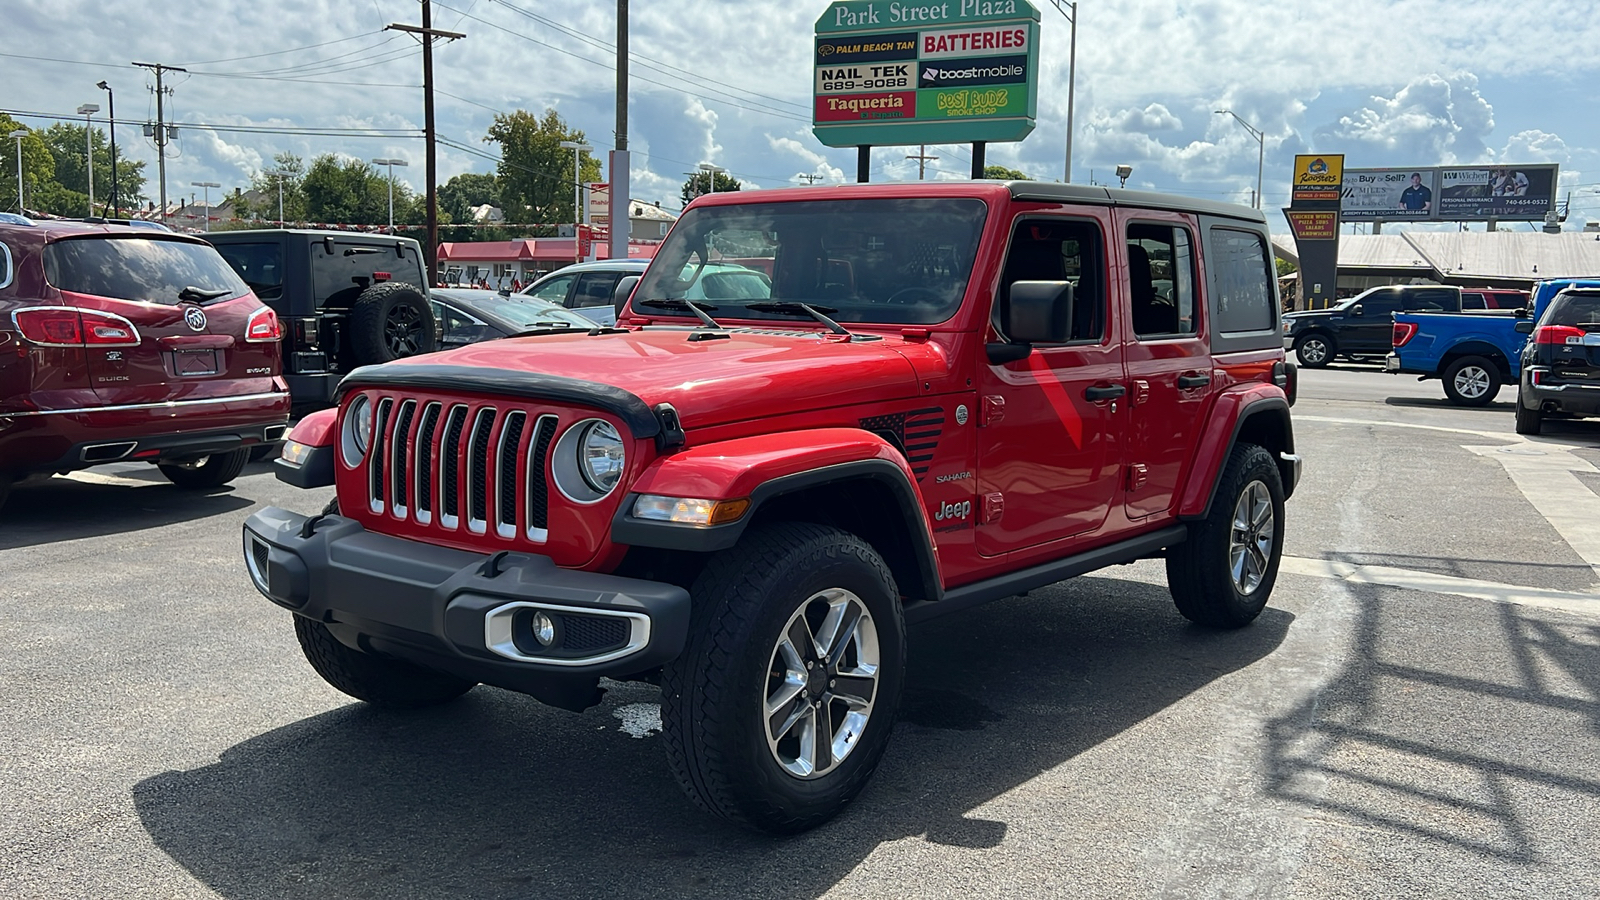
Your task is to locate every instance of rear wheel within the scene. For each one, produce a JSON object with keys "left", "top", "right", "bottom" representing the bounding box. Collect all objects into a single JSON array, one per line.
[
  {"left": 349, "top": 281, "right": 436, "bottom": 366},
  {"left": 157, "top": 448, "right": 250, "bottom": 489},
  {"left": 1443, "top": 356, "right": 1502, "bottom": 406},
  {"left": 1167, "top": 443, "right": 1285, "bottom": 628},
  {"left": 1515, "top": 393, "right": 1544, "bottom": 435},
  {"left": 1293, "top": 334, "right": 1333, "bottom": 368},
  {"left": 660, "top": 523, "right": 906, "bottom": 833},
  {"left": 294, "top": 616, "right": 475, "bottom": 708}
]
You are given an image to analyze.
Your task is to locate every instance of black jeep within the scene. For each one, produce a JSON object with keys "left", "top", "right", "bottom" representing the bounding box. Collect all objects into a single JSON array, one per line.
[{"left": 206, "top": 229, "right": 437, "bottom": 411}]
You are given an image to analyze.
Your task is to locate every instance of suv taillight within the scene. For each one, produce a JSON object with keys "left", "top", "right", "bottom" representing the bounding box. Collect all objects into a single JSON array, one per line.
[
  {"left": 1534, "top": 325, "right": 1586, "bottom": 345},
  {"left": 13, "top": 307, "right": 141, "bottom": 347},
  {"left": 1392, "top": 321, "right": 1418, "bottom": 348},
  {"left": 246, "top": 306, "right": 283, "bottom": 342}
]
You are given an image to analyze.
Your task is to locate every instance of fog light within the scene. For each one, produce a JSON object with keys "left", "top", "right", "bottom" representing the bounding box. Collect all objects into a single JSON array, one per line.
[
  {"left": 632, "top": 495, "right": 749, "bottom": 526},
  {"left": 280, "top": 440, "right": 313, "bottom": 467},
  {"left": 532, "top": 611, "right": 556, "bottom": 646}
]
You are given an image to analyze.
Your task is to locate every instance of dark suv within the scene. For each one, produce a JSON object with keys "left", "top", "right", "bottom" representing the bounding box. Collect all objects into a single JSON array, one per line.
[
  {"left": 206, "top": 230, "right": 436, "bottom": 411},
  {"left": 1283, "top": 284, "right": 1461, "bottom": 367},
  {"left": 0, "top": 216, "right": 289, "bottom": 511},
  {"left": 1515, "top": 287, "right": 1600, "bottom": 434}
]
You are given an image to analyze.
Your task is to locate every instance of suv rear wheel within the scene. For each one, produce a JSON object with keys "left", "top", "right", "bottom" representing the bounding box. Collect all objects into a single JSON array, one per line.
[
  {"left": 1293, "top": 333, "right": 1333, "bottom": 368},
  {"left": 1167, "top": 443, "right": 1285, "bottom": 628},
  {"left": 157, "top": 448, "right": 250, "bottom": 489},
  {"left": 1515, "top": 392, "right": 1543, "bottom": 435},
  {"left": 661, "top": 522, "right": 906, "bottom": 833},
  {"left": 1443, "top": 356, "right": 1502, "bottom": 406},
  {"left": 349, "top": 281, "right": 436, "bottom": 366}
]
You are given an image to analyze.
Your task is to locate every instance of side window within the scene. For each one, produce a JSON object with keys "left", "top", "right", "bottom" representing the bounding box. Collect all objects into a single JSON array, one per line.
[
  {"left": 1407, "top": 288, "right": 1457, "bottom": 311},
  {"left": 1360, "top": 295, "right": 1401, "bottom": 317},
  {"left": 1461, "top": 292, "right": 1486, "bottom": 310},
  {"left": 1208, "top": 228, "right": 1275, "bottom": 334},
  {"left": 572, "top": 272, "right": 622, "bottom": 308},
  {"left": 527, "top": 274, "right": 575, "bottom": 304},
  {"left": 1126, "top": 223, "right": 1198, "bottom": 338},
  {"left": 997, "top": 219, "right": 1106, "bottom": 343}
]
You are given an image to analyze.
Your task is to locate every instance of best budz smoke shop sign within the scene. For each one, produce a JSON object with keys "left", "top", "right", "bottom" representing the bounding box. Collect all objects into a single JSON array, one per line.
[{"left": 813, "top": 1, "right": 1040, "bottom": 147}]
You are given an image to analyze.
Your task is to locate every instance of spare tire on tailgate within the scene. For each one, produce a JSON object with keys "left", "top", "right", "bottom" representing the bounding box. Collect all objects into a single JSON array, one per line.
[{"left": 349, "top": 281, "right": 436, "bottom": 365}]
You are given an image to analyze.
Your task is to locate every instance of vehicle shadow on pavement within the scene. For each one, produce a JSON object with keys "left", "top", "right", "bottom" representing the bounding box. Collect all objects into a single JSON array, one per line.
[
  {"left": 1265, "top": 581, "right": 1600, "bottom": 872},
  {"left": 1382, "top": 396, "right": 1517, "bottom": 411},
  {"left": 133, "top": 576, "right": 1292, "bottom": 900},
  {"left": 0, "top": 475, "right": 254, "bottom": 550}
]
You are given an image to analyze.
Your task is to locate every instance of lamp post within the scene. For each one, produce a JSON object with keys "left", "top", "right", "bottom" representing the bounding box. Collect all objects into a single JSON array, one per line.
[
  {"left": 265, "top": 169, "right": 286, "bottom": 227},
  {"left": 76, "top": 103, "right": 100, "bottom": 216},
  {"left": 9, "top": 129, "right": 27, "bottom": 212},
  {"left": 1215, "top": 109, "right": 1264, "bottom": 209},
  {"left": 559, "top": 140, "right": 591, "bottom": 263},
  {"left": 190, "top": 181, "right": 219, "bottom": 232},
  {"left": 698, "top": 163, "right": 727, "bottom": 198},
  {"left": 1049, "top": 1, "right": 1078, "bottom": 182},
  {"left": 370, "top": 157, "right": 409, "bottom": 233},
  {"left": 1115, "top": 164, "right": 1132, "bottom": 188},
  {"left": 96, "top": 81, "right": 117, "bottom": 216}
]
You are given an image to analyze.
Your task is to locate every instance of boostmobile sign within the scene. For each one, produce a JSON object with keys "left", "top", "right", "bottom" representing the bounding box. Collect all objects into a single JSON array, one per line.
[{"left": 813, "top": 1, "right": 1040, "bottom": 148}]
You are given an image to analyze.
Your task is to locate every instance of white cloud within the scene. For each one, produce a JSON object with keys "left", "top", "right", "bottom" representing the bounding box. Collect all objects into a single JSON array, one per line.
[{"left": 1317, "top": 73, "right": 1496, "bottom": 164}]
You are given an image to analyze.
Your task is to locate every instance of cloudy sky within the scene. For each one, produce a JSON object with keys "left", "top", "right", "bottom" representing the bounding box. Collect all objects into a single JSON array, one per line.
[{"left": 5, "top": 0, "right": 1599, "bottom": 234}]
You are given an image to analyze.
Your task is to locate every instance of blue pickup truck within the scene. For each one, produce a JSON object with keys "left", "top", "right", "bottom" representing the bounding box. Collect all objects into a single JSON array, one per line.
[{"left": 1387, "top": 279, "right": 1600, "bottom": 406}]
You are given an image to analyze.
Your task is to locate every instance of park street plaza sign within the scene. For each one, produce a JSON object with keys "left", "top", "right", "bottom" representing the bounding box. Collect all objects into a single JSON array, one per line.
[{"left": 813, "top": 1, "right": 1040, "bottom": 148}]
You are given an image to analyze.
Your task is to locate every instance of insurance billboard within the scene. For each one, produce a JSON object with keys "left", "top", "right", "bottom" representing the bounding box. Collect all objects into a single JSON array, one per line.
[{"left": 1340, "top": 164, "right": 1558, "bottom": 222}]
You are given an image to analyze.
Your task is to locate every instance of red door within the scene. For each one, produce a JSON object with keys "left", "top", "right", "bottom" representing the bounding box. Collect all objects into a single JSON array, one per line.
[
  {"left": 975, "top": 212, "right": 1126, "bottom": 558},
  {"left": 1117, "top": 212, "right": 1213, "bottom": 520}
]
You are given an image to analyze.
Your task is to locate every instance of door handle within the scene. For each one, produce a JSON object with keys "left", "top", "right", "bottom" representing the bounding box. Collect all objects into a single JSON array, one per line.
[
  {"left": 1084, "top": 384, "right": 1126, "bottom": 401},
  {"left": 1176, "top": 373, "right": 1211, "bottom": 389}
]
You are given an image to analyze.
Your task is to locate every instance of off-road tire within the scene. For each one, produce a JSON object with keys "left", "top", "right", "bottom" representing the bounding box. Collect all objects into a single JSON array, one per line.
[
  {"left": 1167, "top": 443, "right": 1285, "bottom": 628},
  {"left": 157, "top": 448, "right": 250, "bottom": 489},
  {"left": 1515, "top": 393, "right": 1543, "bottom": 435},
  {"left": 1293, "top": 333, "right": 1333, "bottom": 368},
  {"left": 1442, "top": 355, "right": 1502, "bottom": 407},
  {"left": 660, "top": 522, "right": 907, "bottom": 834},
  {"left": 293, "top": 616, "right": 475, "bottom": 708},
  {"left": 349, "top": 281, "right": 436, "bottom": 366}
]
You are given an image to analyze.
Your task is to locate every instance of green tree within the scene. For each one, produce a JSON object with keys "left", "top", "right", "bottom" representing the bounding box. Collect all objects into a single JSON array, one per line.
[
  {"left": 247, "top": 151, "right": 308, "bottom": 224},
  {"left": 439, "top": 172, "right": 501, "bottom": 225},
  {"left": 680, "top": 171, "right": 742, "bottom": 206},
  {"left": 0, "top": 116, "right": 56, "bottom": 214},
  {"left": 1275, "top": 257, "right": 1297, "bottom": 277},
  {"left": 485, "top": 109, "right": 601, "bottom": 225},
  {"left": 982, "top": 165, "right": 1030, "bottom": 180},
  {"left": 33, "top": 123, "right": 147, "bottom": 217},
  {"left": 301, "top": 154, "right": 396, "bottom": 225}
]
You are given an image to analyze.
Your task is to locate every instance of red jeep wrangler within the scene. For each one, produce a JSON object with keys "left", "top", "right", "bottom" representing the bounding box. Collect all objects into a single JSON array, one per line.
[
  {"left": 244, "top": 182, "right": 1299, "bottom": 832},
  {"left": 0, "top": 216, "right": 290, "bottom": 511}
]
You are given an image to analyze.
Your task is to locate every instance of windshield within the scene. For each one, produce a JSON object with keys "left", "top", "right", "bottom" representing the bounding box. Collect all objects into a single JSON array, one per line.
[
  {"left": 213, "top": 242, "right": 283, "bottom": 301},
  {"left": 494, "top": 300, "right": 593, "bottom": 329},
  {"left": 44, "top": 236, "right": 250, "bottom": 305},
  {"left": 634, "top": 197, "right": 988, "bottom": 325}
]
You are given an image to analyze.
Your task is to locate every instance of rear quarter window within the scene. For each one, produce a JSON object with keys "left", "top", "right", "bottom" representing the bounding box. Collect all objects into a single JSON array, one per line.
[
  {"left": 1208, "top": 227, "right": 1276, "bottom": 334},
  {"left": 43, "top": 236, "right": 249, "bottom": 305}
]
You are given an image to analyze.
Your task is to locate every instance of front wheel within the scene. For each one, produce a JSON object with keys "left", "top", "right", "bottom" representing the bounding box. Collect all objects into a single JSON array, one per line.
[
  {"left": 1443, "top": 356, "right": 1502, "bottom": 406},
  {"left": 1515, "top": 393, "right": 1543, "bottom": 435},
  {"left": 1293, "top": 334, "right": 1333, "bottom": 368},
  {"left": 158, "top": 448, "right": 250, "bottom": 489},
  {"left": 660, "top": 522, "right": 906, "bottom": 833},
  {"left": 1167, "top": 443, "right": 1285, "bottom": 628}
]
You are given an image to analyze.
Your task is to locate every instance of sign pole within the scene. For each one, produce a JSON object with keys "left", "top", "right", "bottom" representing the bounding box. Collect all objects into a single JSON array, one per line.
[
  {"left": 857, "top": 146, "right": 869, "bottom": 183},
  {"left": 971, "top": 141, "right": 986, "bottom": 178}
]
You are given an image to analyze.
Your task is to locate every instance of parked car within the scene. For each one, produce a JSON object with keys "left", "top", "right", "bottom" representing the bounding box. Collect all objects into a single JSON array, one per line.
[
  {"left": 205, "top": 229, "right": 436, "bottom": 412},
  {"left": 1389, "top": 278, "right": 1600, "bottom": 406},
  {"left": 246, "top": 180, "right": 1299, "bottom": 833},
  {"left": 430, "top": 288, "right": 597, "bottom": 348},
  {"left": 0, "top": 216, "right": 290, "bottom": 512},
  {"left": 1513, "top": 286, "right": 1600, "bottom": 434},
  {"left": 1462, "top": 288, "right": 1530, "bottom": 310},
  {"left": 1283, "top": 284, "right": 1461, "bottom": 367},
  {"left": 518, "top": 259, "right": 649, "bottom": 326}
]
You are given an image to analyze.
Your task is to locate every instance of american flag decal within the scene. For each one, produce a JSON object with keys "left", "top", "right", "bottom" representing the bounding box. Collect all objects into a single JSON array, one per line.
[{"left": 859, "top": 406, "right": 945, "bottom": 481}]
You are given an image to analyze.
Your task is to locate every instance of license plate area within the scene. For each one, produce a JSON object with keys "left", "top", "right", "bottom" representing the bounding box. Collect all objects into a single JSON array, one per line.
[{"left": 169, "top": 349, "right": 221, "bottom": 377}]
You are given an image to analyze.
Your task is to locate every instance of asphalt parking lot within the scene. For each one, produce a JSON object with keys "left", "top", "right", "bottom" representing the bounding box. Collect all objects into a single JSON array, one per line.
[{"left": 3, "top": 361, "right": 1599, "bottom": 899}]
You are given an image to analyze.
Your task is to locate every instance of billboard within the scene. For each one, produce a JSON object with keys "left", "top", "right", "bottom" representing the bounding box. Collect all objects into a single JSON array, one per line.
[
  {"left": 812, "top": 1, "right": 1040, "bottom": 149},
  {"left": 1291, "top": 155, "right": 1344, "bottom": 204},
  {"left": 1340, "top": 164, "right": 1558, "bottom": 222}
]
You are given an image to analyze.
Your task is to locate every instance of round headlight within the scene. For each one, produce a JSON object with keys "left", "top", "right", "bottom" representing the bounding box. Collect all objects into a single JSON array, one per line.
[
  {"left": 579, "top": 420, "right": 625, "bottom": 493},
  {"left": 341, "top": 394, "right": 373, "bottom": 467}
]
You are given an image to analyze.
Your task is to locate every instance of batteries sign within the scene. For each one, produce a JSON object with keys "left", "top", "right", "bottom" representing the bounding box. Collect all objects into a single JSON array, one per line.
[{"left": 813, "top": 1, "right": 1040, "bottom": 148}]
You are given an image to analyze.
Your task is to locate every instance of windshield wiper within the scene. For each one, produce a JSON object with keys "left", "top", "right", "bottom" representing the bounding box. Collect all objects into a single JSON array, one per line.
[
  {"left": 638, "top": 299, "right": 722, "bottom": 329},
  {"left": 743, "top": 301, "right": 849, "bottom": 336},
  {"left": 179, "top": 285, "right": 233, "bottom": 305}
]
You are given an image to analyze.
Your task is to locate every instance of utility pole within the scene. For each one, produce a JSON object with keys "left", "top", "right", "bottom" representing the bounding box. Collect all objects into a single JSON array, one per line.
[
  {"left": 77, "top": 103, "right": 100, "bottom": 215},
  {"left": 798, "top": 174, "right": 823, "bottom": 185},
  {"left": 1050, "top": 1, "right": 1078, "bottom": 182},
  {"left": 133, "top": 61, "right": 184, "bottom": 223},
  {"left": 387, "top": 1, "right": 463, "bottom": 286},
  {"left": 905, "top": 145, "right": 939, "bottom": 180},
  {"left": 610, "top": 0, "right": 630, "bottom": 262}
]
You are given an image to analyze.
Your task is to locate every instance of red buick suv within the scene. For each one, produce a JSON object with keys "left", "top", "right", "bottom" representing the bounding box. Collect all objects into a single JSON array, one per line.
[{"left": 0, "top": 215, "right": 291, "bottom": 511}]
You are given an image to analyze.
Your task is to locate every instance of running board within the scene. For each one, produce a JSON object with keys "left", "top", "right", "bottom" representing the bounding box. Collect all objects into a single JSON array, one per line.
[{"left": 905, "top": 524, "right": 1189, "bottom": 626}]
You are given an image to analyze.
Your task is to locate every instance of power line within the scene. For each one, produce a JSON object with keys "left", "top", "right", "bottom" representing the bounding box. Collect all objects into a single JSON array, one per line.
[{"left": 177, "top": 31, "right": 389, "bottom": 67}]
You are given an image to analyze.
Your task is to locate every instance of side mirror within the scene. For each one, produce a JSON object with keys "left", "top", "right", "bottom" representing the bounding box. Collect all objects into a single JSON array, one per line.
[
  {"left": 613, "top": 275, "right": 641, "bottom": 316},
  {"left": 1514, "top": 319, "right": 1535, "bottom": 334},
  {"left": 988, "top": 281, "right": 1074, "bottom": 364},
  {"left": 1350, "top": 304, "right": 1364, "bottom": 316},
  {"left": 1513, "top": 306, "right": 1531, "bottom": 319}
]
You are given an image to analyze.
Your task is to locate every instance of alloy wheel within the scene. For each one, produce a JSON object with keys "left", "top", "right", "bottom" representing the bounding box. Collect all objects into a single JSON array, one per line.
[
  {"left": 1453, "top": 365, "right": 1491, "bottom": 399},
  {"left": 764, "top": 587, "right": 880, "bottom": 779},
  {"left": 385, "top": 305, "right": 423, "bottom": 356},
  {"left": 1298, "top": 339, "right": 1328, "bottom": 365},
  {"left": 1228, "top": 480, "right": 1274, "bottom": 594}
]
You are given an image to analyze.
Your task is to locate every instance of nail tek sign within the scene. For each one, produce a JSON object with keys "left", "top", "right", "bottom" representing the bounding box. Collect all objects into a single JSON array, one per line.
[{"left": 813, "top": 1, "right": 1040, "bottom": 147}]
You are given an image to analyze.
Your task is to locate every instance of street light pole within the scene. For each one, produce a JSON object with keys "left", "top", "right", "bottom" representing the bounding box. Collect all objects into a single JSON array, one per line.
[
  {"left": 76, "top": 103, "right": 100, "bottom": 216},
  {"left": 698, "top": 163, "right": 726, "bottom": 197},
  {"left": 1050, "top": 1, "right": 1078, "bottom": 182},
  {"left": 371, "top": 158, "right": 409, "bottom": 233},
  {"left": 96, "top": 81, "right": 117, "bottom": 216},
  {"left": 190, "top": 181, "right": 219, "bottom": 232},
  {"left": 10, "top": 129, "right": 27, "bottom": 212},
  {"left": 265, "top": 169, "right": 285, "bottom": 227},
  {"left": 559, "top": 140, "right": 591, "bottom": 264},
  {"left": 1215, "top": 109, "right": 1265, "bottom": 209}
]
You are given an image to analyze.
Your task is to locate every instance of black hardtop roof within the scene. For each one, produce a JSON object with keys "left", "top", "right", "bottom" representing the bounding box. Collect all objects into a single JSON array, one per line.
[{"left": 1003, "top": 181, "right": 1268, "bottom": 224}]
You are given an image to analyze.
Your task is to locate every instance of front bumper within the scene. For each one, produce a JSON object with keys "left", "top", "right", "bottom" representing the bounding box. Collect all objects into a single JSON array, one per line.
[{"left": 243, "top": 507, "right": 691, "bottom": 696}]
